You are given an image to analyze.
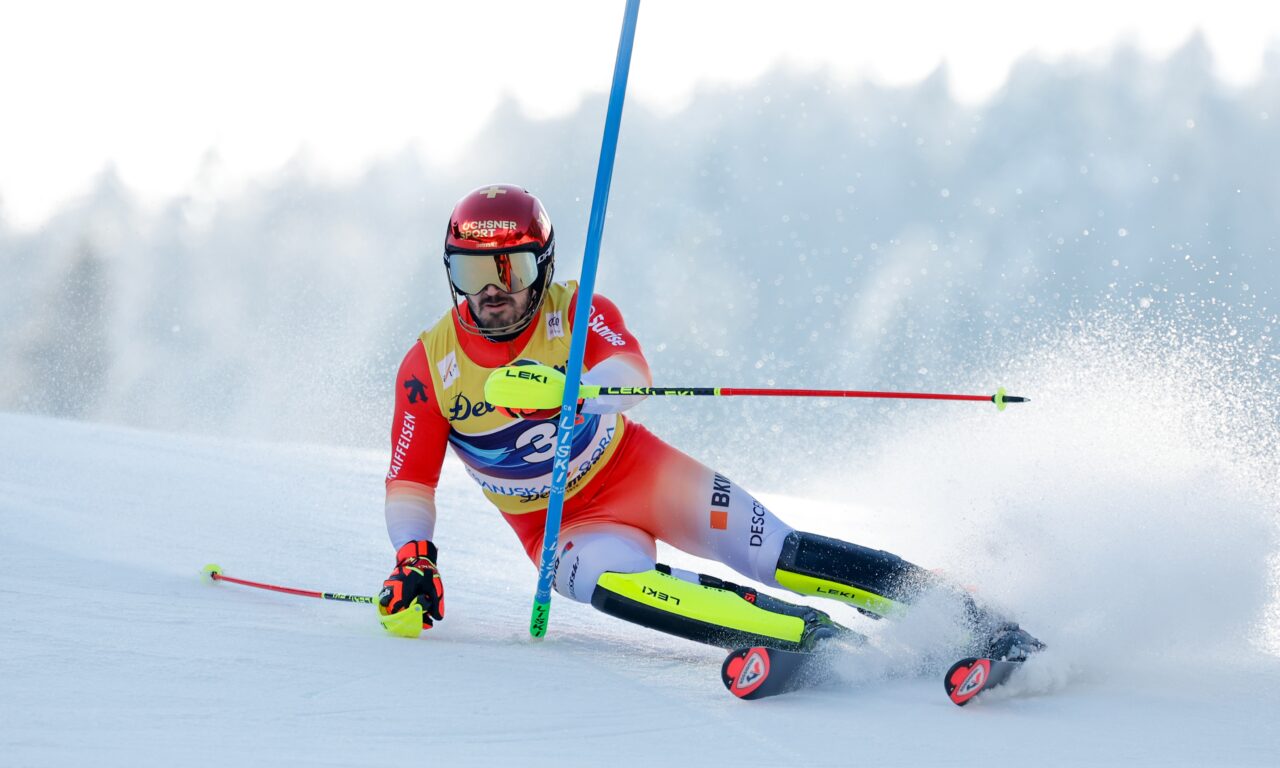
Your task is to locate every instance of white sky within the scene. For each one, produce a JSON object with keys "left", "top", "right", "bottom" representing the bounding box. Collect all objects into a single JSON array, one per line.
[{"left": 2, "top": 1, "right": 1276, "bottom": 229}]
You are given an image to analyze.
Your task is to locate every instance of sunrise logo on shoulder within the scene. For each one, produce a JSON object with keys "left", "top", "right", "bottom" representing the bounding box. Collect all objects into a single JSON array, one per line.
[
  {"left": 948, "top": 659, "right": 991, "bottom": 705},
  {"left": 725, "top": 648, "right": 771, "bottom": 698}
]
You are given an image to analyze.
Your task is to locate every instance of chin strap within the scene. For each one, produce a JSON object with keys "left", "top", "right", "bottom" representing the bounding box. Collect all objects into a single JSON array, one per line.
[{"left": 450, "top": 263, "right": 554, "bottom": 339}]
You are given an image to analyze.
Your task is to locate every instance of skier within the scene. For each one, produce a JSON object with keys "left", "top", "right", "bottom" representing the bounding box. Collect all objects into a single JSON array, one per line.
[{"left": 378, "top": 183, "right": 1041, "bottom": 662}]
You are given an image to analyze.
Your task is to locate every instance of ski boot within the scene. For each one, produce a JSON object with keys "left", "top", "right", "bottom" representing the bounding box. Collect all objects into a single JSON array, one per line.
[{"left": 983, "top": 621, "right": 1045, "bottom": 662}]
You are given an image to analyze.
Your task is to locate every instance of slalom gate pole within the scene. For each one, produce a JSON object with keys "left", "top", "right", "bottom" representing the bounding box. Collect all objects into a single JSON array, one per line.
[
  {"left": 203, "top": 564, "right": 375, "bottom": 604},
  {"left": 530, "top": 0, "right": 641, "bottom": 639}
]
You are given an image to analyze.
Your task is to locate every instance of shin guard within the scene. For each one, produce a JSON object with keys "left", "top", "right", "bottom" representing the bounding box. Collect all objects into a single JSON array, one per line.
[
  {"left": 773, "top": 531, "right": 935, "bottom": 618},
  {"left": 590, "top": 568, "right": 836, "bottom": 651}
]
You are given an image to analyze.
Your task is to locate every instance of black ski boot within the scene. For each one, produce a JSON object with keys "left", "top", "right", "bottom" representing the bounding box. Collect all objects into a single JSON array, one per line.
[{"left": 982, "top": 621, "right": 1045, "bottom": 662}]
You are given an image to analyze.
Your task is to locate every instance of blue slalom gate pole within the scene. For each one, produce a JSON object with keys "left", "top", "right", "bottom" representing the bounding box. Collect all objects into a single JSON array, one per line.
[{"left": 530, "top": 0, "right": 641, "bottom": 638}]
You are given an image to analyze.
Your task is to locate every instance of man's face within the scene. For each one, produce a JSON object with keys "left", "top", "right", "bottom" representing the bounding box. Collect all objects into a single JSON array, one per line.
[{"left": 466, "top": 283, "right": 534, "bottom": 331}]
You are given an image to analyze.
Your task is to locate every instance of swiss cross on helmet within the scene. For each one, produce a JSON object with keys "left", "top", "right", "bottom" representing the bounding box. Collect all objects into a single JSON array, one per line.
[{"left": 444, "top": 184, "right": 555, "bottom": 337}]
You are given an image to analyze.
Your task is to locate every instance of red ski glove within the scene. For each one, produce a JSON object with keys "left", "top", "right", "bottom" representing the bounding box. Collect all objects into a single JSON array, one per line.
[{"left": 379, "top": 540, "right": 444, "bottom": 629}]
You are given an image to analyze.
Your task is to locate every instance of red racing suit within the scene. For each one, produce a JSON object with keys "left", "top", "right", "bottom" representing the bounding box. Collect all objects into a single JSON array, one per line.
[
  {"left": 384, "top": 280, "right": 799, "bottom": 601},
  {"left": 384, "top": 280, "right": 651, "bottom": 557}
]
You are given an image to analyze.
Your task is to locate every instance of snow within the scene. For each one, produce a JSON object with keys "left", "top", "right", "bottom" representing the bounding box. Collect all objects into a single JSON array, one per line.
[{"left": 2, "top": 409, "right": 1278, "bottom": 766}]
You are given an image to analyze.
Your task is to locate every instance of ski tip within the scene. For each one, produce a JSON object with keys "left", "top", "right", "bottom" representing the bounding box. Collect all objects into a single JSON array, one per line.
[
  {"left": 945, "top": 657, "right": 992, "bottom": 706},
  {"left": 722, "top": 647, "right": 773, "bottom": 700},
  {"left": 202, "top": 563, "right": 223, "bottom": 581}
]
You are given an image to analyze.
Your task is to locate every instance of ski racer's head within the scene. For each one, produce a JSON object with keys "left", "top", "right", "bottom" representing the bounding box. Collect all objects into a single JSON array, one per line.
[{"left": 444, "top": 184, "right": 555, "bottom": 339}]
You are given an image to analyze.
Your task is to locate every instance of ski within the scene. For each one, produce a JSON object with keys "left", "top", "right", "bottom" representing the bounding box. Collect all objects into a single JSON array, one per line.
[
  {"left": 721, "top": 645, "right": 834, "bottom": 700},
  {"left": 723, "top": 644, "right": 1035, "bottom": 704},
  {"left": 724, "top": 648, "right": 1032, "bottom": 704},
  {"left": 943, "top": 657, "right": 1023, "bottom": 706}
]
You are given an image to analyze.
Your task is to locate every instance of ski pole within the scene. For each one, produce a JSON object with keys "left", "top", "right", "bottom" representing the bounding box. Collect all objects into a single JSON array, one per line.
[
  {"left": 485, "top": 364, "right": 1029, "bottom": 411},
  {"left": 587, "top": 385, "right": 1027, "bottom": 410},
  {"left": 201, "top": 564, "right": 423, "bottom": 637},
  {"left": 202, "top": 563, "right": 375, "bottom": 603}
]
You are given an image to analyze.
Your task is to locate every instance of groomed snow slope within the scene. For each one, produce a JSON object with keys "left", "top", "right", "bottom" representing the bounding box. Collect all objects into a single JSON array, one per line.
[{"left": 2, "top": 403, "right": 1278, "bottom": 767}]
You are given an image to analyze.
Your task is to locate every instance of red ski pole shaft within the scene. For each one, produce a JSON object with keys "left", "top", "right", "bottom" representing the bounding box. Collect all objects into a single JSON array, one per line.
[
  {"left": 202, "top": 564, "right": 375, "bottom": 604},
  {"left": 718, "top": 388, "right": 998, "bottom": 402}
]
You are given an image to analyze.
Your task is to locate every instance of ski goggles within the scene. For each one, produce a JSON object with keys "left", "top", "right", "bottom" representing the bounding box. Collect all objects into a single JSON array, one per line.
[{"left": 446, "top": 250, "right": 541, "bottom": 295}]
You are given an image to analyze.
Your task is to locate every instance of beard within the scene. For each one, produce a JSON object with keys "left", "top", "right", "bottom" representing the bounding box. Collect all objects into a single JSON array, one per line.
[{"left": 468, "top": 288, "right": 534, "bottom": 331}]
